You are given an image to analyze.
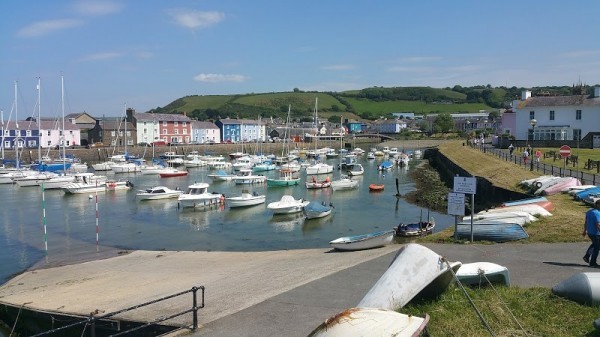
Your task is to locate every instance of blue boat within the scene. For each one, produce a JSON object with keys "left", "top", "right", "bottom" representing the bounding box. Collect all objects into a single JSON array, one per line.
[
  {"left": 575, "top": 186, "right": 600, "bottom": 201},
  {"left": 303, "top": 201, "right": 333, "bottom": 219},
  {"left": 30, "top": 162, "right": 72, "bottom": 172},
  {"left": 455, "top": 222, "right": 528, "bottom": 242},
  {"left": 501, "top": 196, "right": 547, "bottom": 207},
  {"left": 378, "top": 160, "right": 393, "bottom": 171}
]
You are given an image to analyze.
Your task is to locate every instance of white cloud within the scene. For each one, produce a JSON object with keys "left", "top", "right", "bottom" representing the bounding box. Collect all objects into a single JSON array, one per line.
[
  {"left": 387, "top": 66, "right": 435, "bottom": 73},
  {"left": 18, "top": 19, "right": 83, "bottom": 38},
  {"left": 72, "top": 0, "right": 123, "bottom": 16},
  {"left": 321, "top": 64, "right": 356, "bottom": 71},
  {"left": 168, "top": 9, "right": 225, "bottom": 29},
  {"left": 79, "top": 52, "right": 123, "bottom": 61},
  {"left": 194, "top": 73, "right": 247, "bottom": 83}
]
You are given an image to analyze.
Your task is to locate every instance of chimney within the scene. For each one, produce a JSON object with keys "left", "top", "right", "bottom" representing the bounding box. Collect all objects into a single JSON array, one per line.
[
  {"left": 521, "top": 90, "right": 531, "bottom": 100},
  {"left": 595, "top": 86, "right": 600, "bottom": 98}
]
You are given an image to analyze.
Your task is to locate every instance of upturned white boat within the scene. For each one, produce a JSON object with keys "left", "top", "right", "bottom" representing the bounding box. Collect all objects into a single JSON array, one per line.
[
  {"left": 348, "top": 163, "right": 364, "bottom": 176},
  {"left": 477, "top": 204, "right": 552, "bottom": 217},
  {"left": 308, "top": 308, "right": 429, "bottom": 337},
  {"left": 267, "top": 195, "right": 309, "bottom": 214},
  {"left": 226, "top": 190, "right": 266, "bottom": 208},
  {"left": 456, "top": 262, "right": 511, "bottom": 286},
  {"left": 357, "top": 243, "right": 462, "bottom": 310},
  {"left": 136, "top": 186, "right": 183, "bottom": 200},
  {"left": 177, "top": 182, "right": 224, "bottom": 208},
  {"left": 329, "top": 230, "right": 395, "bottom": 251},
  {"left": 552, "top": 272, "right": 600, "bottom": 305}
]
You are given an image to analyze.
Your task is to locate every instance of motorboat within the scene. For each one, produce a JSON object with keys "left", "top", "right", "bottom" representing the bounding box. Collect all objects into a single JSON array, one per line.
[
  {"left": 158, "top": 168, "right": 189, "bottom": 178},
  {"left": 305, "top": 162, "right": 334, "bottom": 175},
  {"left": 226, "top": 190, "right": 266, "bottom": 208},
  {"left": 329, "top": 230, "right": 395, "bottom": 251},
  {"left": 111, "top": 162, "right": 141, "bottom": 173},
  {"left": 378, "top": 160, "right": 393, "bottom": 171},
  {"left": 208, "top": 169, "right": 236, "bottom": 182},
  {"left": 348, "top": 163, "right": 364, "bottom": 176},
  {"left": 395, "top": 221, "right": 435, "bottom": 237},
  {"left": 136, "top": 186, "right": 183, "bottom": 200},
  {"left": 14, "top": 172, "right": 58, "bottom": 187},
  {"left": 61, "top": 173, "right": 108, "bottom": 194},
  {"left": 303, "top": 201, "right": 333, "bottom": 219},
  {"left": 305, "top": 176, "right": 331, "bottom": 189},
  {"left": 105, "top": 179, "right": 133, "bottom": 191},
  {"left": 232, "top": 168, "right": 266, "bottom": 185},
  {"left": 178, "top": 182, "right": 224, "bottom": 208},
  {"left": 267, "top": 195, "right": 309, "bottom": 214},
  {"left": 266, "top": 169, "right": 300, "bottom": 187},
  {"left": 330, "top": 175, "right": 359, "bottom": 191}
]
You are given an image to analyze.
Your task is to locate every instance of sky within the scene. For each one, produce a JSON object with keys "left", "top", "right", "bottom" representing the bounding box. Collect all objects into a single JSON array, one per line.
[{"left": 2, "top": 1, "right": 600, "bottom": 118}]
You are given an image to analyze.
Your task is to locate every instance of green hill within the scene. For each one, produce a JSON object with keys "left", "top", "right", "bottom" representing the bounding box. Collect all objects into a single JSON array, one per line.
[{"left": 148, "top": 86, "right": 505, "bottom": 121}]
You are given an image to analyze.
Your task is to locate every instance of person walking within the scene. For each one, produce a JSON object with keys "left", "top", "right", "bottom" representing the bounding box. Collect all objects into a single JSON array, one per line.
[
  {"left": 523, "top": 149, "right": 529, "bottom": 165},
  {"left": 583, "top": 199, "right": 600, "bottom": 267},
  {"left": 508, "top": 143, "right": 514, "bottom": 157}
]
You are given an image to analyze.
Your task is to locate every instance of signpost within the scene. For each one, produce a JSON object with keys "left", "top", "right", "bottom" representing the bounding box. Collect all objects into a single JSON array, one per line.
[
  {"left": 453, "top": 177, "right": 476, "bottom": 242},
  {"left": 448, "top": 192, "right": 466, "bottom": 240},
  {"left": 559, "top": 145, "right": 571, "bottom": 169}
]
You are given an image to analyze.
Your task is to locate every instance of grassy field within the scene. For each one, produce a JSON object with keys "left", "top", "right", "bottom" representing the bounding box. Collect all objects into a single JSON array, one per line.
[
  {"left": 403, "top": 141, "right": 599, "bottom": 336},
  {"left": 344, "top": 97, "right": 491, "bottom": 114},
  {"left": 420, "top": 141, "right": 589, "bottom": 243}
]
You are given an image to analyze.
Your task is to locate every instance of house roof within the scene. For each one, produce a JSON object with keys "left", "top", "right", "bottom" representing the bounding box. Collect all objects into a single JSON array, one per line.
[
  {"left": 97, "top": 120, "right": 136, "bottom": 131},
  {"left": 218, "top": 118, "right": 264, "bottom": 125},
  {"left": 192, "top": 121, "right": 219, "bottom": 129},
  {"left": 135, "top": 112, "right": 192, "bottom": 122},
  {"left": 1, "top": 120, "right": 79, "bottom": 130},
  {"left": 518, "top": 95, "right": 600, "bottom": 108}
]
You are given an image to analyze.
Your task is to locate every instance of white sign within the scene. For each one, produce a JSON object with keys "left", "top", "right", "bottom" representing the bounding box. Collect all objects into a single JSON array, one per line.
[
  {"left": 447, "top": 192, "right": 466, "bottom": 216},
  {"left": 453, "top": 176, "right": 477, "bottom": 195}
]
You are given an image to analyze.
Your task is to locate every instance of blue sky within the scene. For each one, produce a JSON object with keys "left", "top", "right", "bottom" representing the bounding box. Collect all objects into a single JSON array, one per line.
[{"left": 2, "top": 1, "right": 600, "bottom": 117}]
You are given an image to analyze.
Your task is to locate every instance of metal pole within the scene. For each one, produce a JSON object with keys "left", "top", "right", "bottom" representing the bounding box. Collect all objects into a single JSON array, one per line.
[{"left": 470, "top": 193, "right": 474, "bottom": 243}]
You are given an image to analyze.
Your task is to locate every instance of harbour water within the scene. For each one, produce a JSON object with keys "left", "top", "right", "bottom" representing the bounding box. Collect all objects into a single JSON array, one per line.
[{"left": 0, "top": 154, "right": 454, "bottom": 287}]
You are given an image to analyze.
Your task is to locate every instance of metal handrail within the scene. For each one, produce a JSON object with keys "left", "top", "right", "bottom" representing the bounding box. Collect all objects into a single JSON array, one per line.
[{"left": 29, "top": 285, "right": 205, "bottom": 337}]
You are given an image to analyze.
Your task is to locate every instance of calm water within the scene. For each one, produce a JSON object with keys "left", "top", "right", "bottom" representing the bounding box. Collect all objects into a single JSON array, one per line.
[{"left": 0, "top": 155, "right": 454, "bottom": 285}]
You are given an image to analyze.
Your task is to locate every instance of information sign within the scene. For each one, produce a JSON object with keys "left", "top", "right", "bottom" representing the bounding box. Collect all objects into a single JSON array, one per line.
[{"left": 453, "top": 176, "right": 477, "bottom": 195}]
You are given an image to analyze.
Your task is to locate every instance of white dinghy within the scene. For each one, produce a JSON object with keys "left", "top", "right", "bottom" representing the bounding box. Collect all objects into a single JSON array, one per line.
[
  {"left": 456, "top": 262, "right": 511, "bottom": 286},
  {"left": 357, "top": 243, "right": 461, "bottom": 310}
]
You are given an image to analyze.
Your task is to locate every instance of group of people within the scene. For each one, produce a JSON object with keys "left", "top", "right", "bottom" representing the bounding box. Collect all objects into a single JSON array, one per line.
[{"left": 507, "top": 144, "right": 541, "bottom": 164}]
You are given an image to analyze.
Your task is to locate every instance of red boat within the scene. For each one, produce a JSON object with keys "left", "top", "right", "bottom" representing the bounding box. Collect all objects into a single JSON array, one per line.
[
  {"left": 369, "top": 183, "right": 384, "bottom": 192},
  {"left": 159, "top": 169, "right": 189, "bottom": 178}
]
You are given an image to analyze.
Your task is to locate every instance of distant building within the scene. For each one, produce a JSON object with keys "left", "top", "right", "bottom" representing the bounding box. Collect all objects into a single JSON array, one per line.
[
  {"left": 511, "top": 88, "right": 600, "bottom": 146},
  {"left": 131, "top": 109, "right": 192, "bottom": 144},
  {"left": 191, "top": 121, "right": 220, "bottom": 144},
  {"left": 215, "top": 118, "right": 266, "bottom": 143}
]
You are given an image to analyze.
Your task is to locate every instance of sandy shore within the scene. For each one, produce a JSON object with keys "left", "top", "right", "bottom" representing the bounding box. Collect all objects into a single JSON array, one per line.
[{"left": 0, "top": 245, "right": 399, "bottom": 328}]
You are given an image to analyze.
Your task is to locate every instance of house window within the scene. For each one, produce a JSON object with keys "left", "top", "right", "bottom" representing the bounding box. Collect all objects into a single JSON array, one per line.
[
  {"left": 163, "top": 121, "right": 167, "bottom": 126},
  {"left": 174, "top": 129, "right": 179, "bottom": 135},
  {"left": 182, "top": 122, "right": 187, "bottom": 126},
  {"left": 183, "top": 129, "right": 187, "bottom": 134},
  {"left": 574, "top": 129, "right": 581, "bottom": 141},
  {"left": 4, "top": 130, "right": 8, "bottom": 136},
  {"left": 47, "top": 130, "right": 51, "bottom": 136},
  {"left": 111, "top": 131, "right": 116, "bottom": 137},
  {"left": 576, "top": 109, "right": 582, "bottom": 120},
  {"left": 529, "top": 111, "right": 535, "bottom": 120},
  {"left": 163, "top": 129, "right": 167, "bottom": 135},
  {"left": 549, "top": 110, "right": 555, "bottom": 121},
  {"left": 26, "top": 130, "right": 31, "bottom": 136},
  {"left": 174, "top": 121, "right": 178, "bottom": 126}
]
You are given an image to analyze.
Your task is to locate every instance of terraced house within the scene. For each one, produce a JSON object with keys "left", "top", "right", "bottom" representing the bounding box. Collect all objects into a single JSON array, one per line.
[{"left": 130, "top": 109, "right": 192, "bottom": 145}]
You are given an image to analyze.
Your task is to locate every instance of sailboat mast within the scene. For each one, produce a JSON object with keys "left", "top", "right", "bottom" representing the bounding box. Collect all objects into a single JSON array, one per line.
[
  {"left": 37, "top": 77, "right": 42, "bottom": 165},
  {"left": 123, "top": 103, "right": 127, "bottom": 157},
  {"left": 14, "top": 81, "right": 20, "bottom": 169},
  {"left": 61, "top": 76, "right": 67, "bottom": 173},
  {"left": 1, "top": 109, "right": 4, "bottom": 160}
]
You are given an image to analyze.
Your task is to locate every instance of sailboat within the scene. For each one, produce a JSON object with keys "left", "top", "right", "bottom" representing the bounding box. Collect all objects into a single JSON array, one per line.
[
  {"left": 330, "top": 124, "right": 358, "bottom": 191},
  {"left": 38, "top": 76, "right": 78, "bottom": 189},
  {"left": 111, "top": 104, "right": 140, "bottom": 173},
  {"left": 267, "top": 105, "right": 301, "bottom": 187},
  {"left": 305, "top": 98, "right": 333, "bottom": 175}
]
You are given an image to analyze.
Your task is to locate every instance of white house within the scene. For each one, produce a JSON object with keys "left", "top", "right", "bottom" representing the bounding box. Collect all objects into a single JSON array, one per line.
[
  {"left": 373, "top": 118, "right": 408, "bottom": 134},
  {"left": 191, "top": 121, "right": 221, "bottom": 144},
  {"left": 511, "top": 88, "right": 600, "bottom": 144}
]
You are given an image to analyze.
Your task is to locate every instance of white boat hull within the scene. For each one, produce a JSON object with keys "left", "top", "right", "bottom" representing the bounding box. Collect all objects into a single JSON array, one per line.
[
  {"left": 329, "top": 230, "right": 394, "bottom": 251},
  {"left": 357, "top": 243, "right": 462, "bottom": 310},
  {"left": 308, "top": 308, "right": 429, "bottom": 337},
  {"left": 226, "top": 194, "right": 266, "bottom": 208},
  {"left": 456, "top": 262, "right": 511, "bottom": 286}
]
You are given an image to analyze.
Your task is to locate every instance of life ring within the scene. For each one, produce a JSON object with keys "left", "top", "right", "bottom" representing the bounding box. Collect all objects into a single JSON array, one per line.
[{"left": 534, "top": 181, "right": 543, "bottom": 188}]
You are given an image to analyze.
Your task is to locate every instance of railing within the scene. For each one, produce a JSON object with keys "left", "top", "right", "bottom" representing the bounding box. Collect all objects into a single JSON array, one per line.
[
  {"left": 470, "top": 143, "right": 600, "bottom": 186},
  {"left": 29, "top": 285, "right": 205, "bottom": 337}
]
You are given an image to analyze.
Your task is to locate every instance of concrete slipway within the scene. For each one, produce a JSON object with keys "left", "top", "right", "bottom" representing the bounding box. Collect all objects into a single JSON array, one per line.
[{"left": 0, "top": 242, "right": 591, "bottom": 336}]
